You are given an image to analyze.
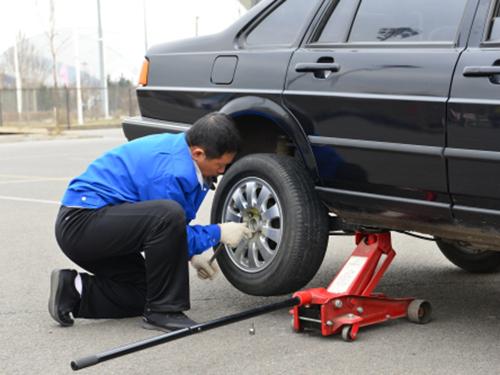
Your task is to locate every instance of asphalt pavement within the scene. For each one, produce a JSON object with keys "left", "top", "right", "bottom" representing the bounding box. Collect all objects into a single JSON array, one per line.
[{"left": 1, "top": 128, "right": 499, "bottom": 375}]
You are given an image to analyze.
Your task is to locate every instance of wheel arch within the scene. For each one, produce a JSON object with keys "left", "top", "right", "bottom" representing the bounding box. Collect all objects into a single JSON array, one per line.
[{"left": 219, "top": 96, "right": 319, "bottom": 182}]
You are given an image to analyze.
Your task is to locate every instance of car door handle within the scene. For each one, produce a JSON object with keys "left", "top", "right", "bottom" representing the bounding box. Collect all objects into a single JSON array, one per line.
[
  {"left": 463, "top": 66, "right": 500, "bottom": 77},
  {"left": 295, "top": 62, "right": 340, "bottom": 73}
]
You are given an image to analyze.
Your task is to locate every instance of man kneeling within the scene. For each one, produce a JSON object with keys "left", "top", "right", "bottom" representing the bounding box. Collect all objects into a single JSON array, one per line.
[{"left": 49, "top": 112, "right": 251, "bottom": 331}]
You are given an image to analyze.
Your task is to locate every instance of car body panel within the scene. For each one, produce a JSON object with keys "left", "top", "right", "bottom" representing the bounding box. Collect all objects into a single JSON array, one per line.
[
  {"left": 122, "top": 0, "right": 500, "bottom": 248},
  {"left": 448, "top": 0, "right": 500, "bottom": 227},
  {"left": 284, "top": 47, "right": 459, "bottom": 225}
]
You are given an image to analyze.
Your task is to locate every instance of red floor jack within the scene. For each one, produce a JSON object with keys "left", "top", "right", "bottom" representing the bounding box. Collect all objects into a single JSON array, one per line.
[
  {"left": 71, "top": 231, "right": 431, "bottom": 371},
  {"left": 291, "top": 230, "right": 431, "bottom": 341}
]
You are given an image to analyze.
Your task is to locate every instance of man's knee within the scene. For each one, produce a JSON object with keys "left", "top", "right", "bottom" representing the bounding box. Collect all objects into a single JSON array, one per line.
[{"left": 152, "top": 200, "right": 186, "bottom": 225}]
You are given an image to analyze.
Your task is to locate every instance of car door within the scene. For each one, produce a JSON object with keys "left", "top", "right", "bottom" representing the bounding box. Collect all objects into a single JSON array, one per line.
[
  {"left": 447, "top": 0, "right": 500, "bottom": 227},
  {"left": 228, "top": 0, "right": 322, "bottom": 94},
  {"left": 283, "top": 0, "right": 473, "bottom": 224}
]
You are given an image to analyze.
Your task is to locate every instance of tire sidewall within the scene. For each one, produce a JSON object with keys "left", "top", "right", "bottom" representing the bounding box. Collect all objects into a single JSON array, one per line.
[
  {"left": 211, "top": 154, "right": 328, "bottom": 295},
  {"left": 436, "top": 238, "right": 500, "bottom": 273}
]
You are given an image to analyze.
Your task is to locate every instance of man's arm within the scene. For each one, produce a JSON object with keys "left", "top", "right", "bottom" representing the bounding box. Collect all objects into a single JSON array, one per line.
[{"left": 186, "top": 224, "right": 221, "bottom": 259}]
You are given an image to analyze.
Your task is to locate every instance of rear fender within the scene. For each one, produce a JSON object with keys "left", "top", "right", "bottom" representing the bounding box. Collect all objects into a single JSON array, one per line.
[{"left": 220, "top": 96, "right": 319, "bottom": 182}]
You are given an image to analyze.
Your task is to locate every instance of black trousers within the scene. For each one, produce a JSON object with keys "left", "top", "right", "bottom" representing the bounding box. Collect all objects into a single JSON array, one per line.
[{"left": 55, "top": 200, "right": 190, "bottom": 319}]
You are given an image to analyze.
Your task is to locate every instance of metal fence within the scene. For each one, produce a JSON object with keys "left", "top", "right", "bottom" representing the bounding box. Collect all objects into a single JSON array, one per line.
[{"left": 0, "top": 86, "right": 139, "bottom": 129}]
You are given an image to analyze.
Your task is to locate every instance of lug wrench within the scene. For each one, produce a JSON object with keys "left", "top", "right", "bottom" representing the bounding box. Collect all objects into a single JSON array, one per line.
[
  {"left": 209, "top": 243, "right": 224, "bottom": 265},
  {"left": 209, "top": 225, "right": 254, "bottom": 265}
]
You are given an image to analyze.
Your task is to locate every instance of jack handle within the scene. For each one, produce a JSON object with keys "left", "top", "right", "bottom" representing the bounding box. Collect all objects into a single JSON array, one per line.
[{"left": 71, "top": 296, "right": 301, "bottom": 371}]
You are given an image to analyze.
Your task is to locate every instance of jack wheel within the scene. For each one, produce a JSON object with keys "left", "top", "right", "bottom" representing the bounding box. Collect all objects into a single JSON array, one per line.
[
  {"left": 341, "top": 325, "right": 354, "bottom": 342},
  {"left": 407, "top": 299, "right": 432, "bottom": 324}
]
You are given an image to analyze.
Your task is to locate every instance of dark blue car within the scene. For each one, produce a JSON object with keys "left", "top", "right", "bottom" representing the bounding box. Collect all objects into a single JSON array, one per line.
[{"left": 123, "top": 0, "right": 500, "bottom": 295}]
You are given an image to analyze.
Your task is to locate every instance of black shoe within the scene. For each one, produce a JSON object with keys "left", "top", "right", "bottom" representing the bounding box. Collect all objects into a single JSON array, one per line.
[
  {"left": 142, "top": 311, "right": 198, "bottom": 332},
  {"left": 48, "top": 269, "right": 80, "bottom": 327}
]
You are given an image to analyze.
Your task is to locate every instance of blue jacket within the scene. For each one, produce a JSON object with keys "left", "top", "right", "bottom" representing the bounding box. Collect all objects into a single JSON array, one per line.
[{"left": 61, "top": 133, "right": 221, "bottom": 258}]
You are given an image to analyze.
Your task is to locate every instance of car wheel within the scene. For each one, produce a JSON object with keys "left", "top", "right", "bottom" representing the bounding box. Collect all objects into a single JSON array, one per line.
[
  {"left": 435, "top": 238, "right": 500, "bottom": 273},
  {"left": 211, "top": 154, "right": 329, "bottom": 296}
]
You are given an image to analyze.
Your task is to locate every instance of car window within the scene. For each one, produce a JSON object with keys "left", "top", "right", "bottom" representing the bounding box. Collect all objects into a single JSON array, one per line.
[
  {"left": 487, "top": 3, "right": 500, "bottom": 42},
  {"left": 488, "top": 17, "right": 500, "bottom": 41},
  {"left": 246, "top": 0, "right": 322, "bottom": 46},
  {"left": 348, "top": 0, "right": 468, "bottom": 43},
  {"left": 315, "top": 0, "right": 359, "bottom": 44}
]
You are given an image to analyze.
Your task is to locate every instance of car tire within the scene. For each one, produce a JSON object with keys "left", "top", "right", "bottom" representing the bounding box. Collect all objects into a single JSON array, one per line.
[
  {"left": 211, "top": 153, "right": 329, "bottom": 296},
  {"left": 435, "top": 238, "right": 500, "bottom": 273}
]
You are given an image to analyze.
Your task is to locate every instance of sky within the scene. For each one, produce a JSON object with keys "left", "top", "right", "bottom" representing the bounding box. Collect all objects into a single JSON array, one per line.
[{"left": 1, "top": 0, "right": 247, "bottom": 81}]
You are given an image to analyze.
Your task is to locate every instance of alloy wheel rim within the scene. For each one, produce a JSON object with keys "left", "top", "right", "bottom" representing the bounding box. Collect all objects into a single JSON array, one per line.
[{"left": 221, "top": 176, "right": 283, "bottom": 273}]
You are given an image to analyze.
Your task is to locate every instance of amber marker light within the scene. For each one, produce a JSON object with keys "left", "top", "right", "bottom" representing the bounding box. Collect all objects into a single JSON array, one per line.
[{"left": 139, "top": 58, "right": 149, "bottom": 86}]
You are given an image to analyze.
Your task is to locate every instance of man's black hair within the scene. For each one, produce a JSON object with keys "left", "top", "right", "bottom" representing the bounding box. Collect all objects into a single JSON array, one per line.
[{"left": 186, "top": 112, "right": 241, "bottom": 159}]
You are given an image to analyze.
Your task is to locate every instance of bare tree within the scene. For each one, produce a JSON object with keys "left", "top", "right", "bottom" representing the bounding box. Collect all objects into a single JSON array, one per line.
[
  {"left": 0, "top": 66, "right": 4, "bottom": 90},
  {"left": 48, "top": 0, "right": 58, "bottom": 89},
  {"left": 1, "top": 32, "right": 50, "bottom": 87},
  {"left": 47, "top": 0, "right": 61, "bottom": 131}
]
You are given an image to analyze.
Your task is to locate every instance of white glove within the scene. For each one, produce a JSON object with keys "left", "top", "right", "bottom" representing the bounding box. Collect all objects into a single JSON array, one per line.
[
  {"left": 190, "top": 252, "right": 219, "bottom": 280},
  {"left": 219, "top": 222, "right": 252, "bottom": 247}
]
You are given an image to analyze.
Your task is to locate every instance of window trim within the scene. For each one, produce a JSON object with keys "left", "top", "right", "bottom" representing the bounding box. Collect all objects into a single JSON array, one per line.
[
  {"left": 307, "top": 41, "right": 456, "bottom": 49},
  {"left": 235, "top": 0, "right": 282, "bottom": 48},
  {"left": 237, "top": 0, "right": 323, "bottom": 49},
  {"left": 480, "top": 0, "right": 500, "bottom": 47},
  {"left": 305, "top": 0, "right": 470, "bottom": 49},
  {"left": 308, "top": 0, "right": 360, "bottom": 45}
]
